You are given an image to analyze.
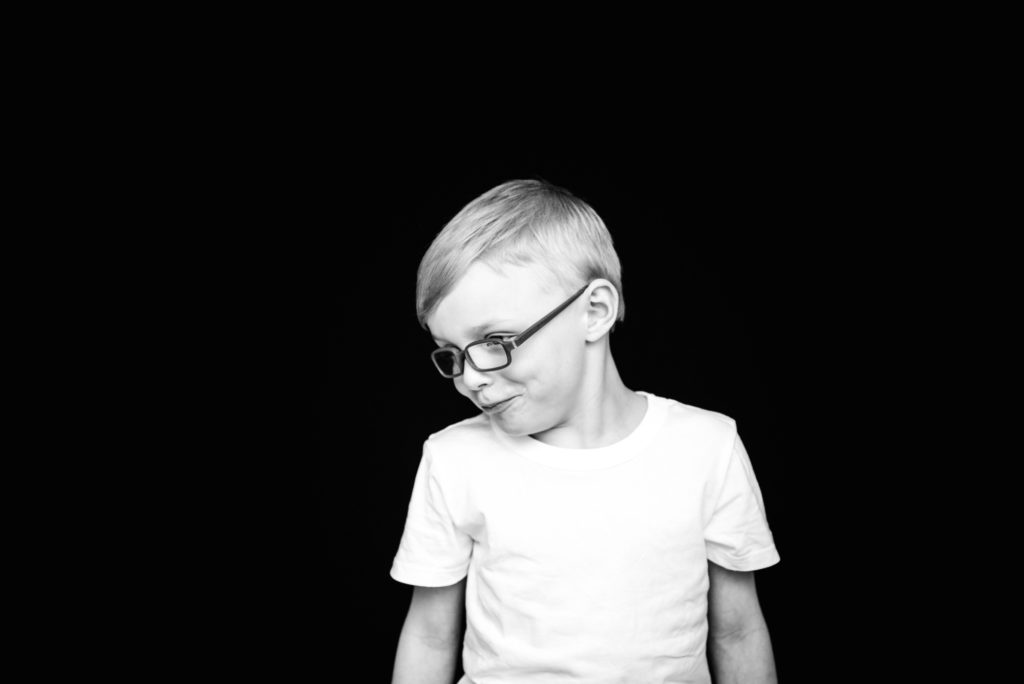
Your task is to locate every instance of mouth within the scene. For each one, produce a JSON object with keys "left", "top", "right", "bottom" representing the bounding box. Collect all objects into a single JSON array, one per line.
[{"left": 481, "top": 396, "right": 517, "bottom": 412}]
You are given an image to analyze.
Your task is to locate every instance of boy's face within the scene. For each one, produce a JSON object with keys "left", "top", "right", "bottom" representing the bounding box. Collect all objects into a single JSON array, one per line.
[{"left": 426, "top": 260, "right": 589, "bottom": 436}]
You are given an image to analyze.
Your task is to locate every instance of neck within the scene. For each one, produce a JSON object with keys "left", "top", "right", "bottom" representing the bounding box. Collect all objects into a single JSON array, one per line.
[{"left": 529, "top": 341, "right": 648, "bottom": 449}]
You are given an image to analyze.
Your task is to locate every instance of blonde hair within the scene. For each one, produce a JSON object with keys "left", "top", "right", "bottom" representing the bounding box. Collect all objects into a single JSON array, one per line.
[{"left": 415, "top": 178, "right": 625, "bottom": 329}]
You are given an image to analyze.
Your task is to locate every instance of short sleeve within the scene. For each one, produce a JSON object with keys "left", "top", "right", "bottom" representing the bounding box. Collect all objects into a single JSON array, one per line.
[
  {"left": 389, "top": 441, "right": 473, "bottom": 587},
  {"left": 704, "top": 429, "right": 781, "bottom": 571}
]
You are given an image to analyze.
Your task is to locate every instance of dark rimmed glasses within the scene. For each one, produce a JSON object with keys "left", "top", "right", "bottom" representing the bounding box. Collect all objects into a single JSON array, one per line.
[{"left": 430, "top": 282, "right": 591, "bottom": 379}]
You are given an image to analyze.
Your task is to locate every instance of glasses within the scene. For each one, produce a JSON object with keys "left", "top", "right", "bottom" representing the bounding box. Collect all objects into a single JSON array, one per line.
[{"left": 430, "top": 282, "right": 591, "bottom": 379}]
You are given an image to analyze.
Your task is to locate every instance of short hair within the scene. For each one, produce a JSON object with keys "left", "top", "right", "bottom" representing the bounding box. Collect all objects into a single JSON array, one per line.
[{"left": 416, "top": 179, "right": 625, "bottom": 330}]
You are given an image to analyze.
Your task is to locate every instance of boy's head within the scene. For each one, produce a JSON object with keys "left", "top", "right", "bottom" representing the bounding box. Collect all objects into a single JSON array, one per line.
[
  {"left": 416, "top": 179, "right": 624, "bottom": 330},
  {"left": 417, "top": 179, "right": 627, "bottom": 436}
]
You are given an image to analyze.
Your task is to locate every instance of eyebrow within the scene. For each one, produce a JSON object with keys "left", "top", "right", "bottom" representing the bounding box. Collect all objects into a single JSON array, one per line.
[{"left": 431, "top": 320, "right": 515, "bottom": 345}]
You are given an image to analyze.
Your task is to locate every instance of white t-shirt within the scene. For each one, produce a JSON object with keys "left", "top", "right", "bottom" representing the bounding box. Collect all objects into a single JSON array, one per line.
[{"left": 390, "top": 390, "right": 780, "bottom": 683}]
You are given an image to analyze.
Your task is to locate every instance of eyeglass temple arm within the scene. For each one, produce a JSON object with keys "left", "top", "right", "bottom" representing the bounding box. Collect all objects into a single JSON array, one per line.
[{"left": 510, "top": 283, "right": 590, "bottom": 349}]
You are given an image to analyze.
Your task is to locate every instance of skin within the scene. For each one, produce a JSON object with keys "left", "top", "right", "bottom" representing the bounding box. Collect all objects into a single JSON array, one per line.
[
  {"left": 707, "top": 561, "right": 778, "bottom": 683},
  {"left": 425, "top": 260, "right": 647, "bottom": 448}
]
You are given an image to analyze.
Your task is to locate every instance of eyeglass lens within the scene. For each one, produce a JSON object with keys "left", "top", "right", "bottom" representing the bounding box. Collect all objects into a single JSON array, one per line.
[{"left": 434, "top": 340, "right": 509, "bottom": 376}]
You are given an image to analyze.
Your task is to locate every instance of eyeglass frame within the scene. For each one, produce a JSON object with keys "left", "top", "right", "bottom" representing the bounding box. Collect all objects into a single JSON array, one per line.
[{"left": 429, "top": 282, "right": 592, "bottom": 379}]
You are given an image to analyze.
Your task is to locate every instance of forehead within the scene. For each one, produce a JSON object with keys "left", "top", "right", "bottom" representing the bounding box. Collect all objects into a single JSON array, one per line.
[{"left": 427, "top": 261, "right": 559, "bottom": 344}]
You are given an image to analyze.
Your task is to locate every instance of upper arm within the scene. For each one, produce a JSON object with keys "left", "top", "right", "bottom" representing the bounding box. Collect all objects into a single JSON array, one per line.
[
  {"left": 707, "top": 560, "right": 767, "bottom": 640},
  {"left": 403, "top": 577, "right": 467, "bottom": 646}
]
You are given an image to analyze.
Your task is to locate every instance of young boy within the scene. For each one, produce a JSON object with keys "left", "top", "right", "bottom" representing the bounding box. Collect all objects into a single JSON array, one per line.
[{"left": 389, "top": 179, "right": 780, "bottom": 684}]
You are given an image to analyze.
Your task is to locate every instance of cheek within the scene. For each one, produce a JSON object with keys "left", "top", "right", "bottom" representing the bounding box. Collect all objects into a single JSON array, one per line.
[
  {"left": 549, "top": 338, "right": 584, "bottom": 373},
  {"left": 515, "top": 344, "right": 581, "bottom": 390}
]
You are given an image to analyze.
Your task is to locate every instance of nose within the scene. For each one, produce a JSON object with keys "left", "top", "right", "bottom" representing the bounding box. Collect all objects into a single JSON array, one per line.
[{"left": 458, "top": 360, "right": 492, "bottom": 391}]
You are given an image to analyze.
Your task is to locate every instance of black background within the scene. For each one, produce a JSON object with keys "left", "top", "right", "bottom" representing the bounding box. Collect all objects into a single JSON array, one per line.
[
  {"left": 68, "top": 43, "right": 999, "bottom": 680},
  {"left": 175, "top": 124, "right": 965, "bottom": 681}
]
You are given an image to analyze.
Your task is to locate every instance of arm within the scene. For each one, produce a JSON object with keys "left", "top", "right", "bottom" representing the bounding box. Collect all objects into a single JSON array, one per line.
[
  {"left": 392, "top": 578, "right": 466, "bottom": 684},
  {"left": 706, "top": 560, "right": 777, "bottom": 684}
]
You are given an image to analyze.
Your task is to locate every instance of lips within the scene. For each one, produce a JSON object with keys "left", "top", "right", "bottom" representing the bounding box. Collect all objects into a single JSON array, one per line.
[{"left": 481, "top": 396, "right": 516, "bottom": 410}]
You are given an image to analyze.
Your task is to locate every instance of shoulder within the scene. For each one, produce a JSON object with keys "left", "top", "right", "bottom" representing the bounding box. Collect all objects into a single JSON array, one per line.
[
  {"left": 423, "top": 413, "right": 498, "bottom": 463},
  {"left": 418, "top": 413, "right": 504, "bottom": 488},
  {"left": 426, "top": 412, "right": 493, "bottom": 446},
  {"left": 646, "top": 391, "right": 738, "bottom": 443}
]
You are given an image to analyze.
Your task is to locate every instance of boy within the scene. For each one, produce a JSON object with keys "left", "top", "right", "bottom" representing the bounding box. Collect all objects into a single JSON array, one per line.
[{"left": 390, "top": 179, "right": 780, "bottom": 683}]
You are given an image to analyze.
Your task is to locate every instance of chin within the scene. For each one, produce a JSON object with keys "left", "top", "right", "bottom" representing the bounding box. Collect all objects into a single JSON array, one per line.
[
  {"left": 495, "top": 422, "right": 531, "bottom": 437},
  {"left": 489, "top": 411, "right": 527, "bottom": 435},
  {"left": 493, "top": 414, "right": 551, "bottom": 439}
]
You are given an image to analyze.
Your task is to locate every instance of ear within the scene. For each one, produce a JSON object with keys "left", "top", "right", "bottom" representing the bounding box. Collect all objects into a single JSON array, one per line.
[{"left": 582, "top": 279, "right": 620, "bottom": 342}]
